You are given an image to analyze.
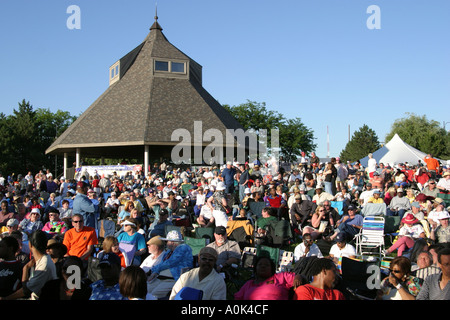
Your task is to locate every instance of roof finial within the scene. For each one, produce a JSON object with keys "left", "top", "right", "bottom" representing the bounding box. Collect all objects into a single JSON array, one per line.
[{"left": 150, "top": 2, "right": 162, "bottom": 31}]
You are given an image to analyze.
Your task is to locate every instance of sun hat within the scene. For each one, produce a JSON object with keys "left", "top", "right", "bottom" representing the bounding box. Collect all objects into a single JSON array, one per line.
[
  {"left": 401, "top": 213, "right": 419, "bottom": 225},
  {"left": 161, "top": 230, "right": 184, "bottom": 242},
  {"left": 147, "top": 235, "right": 164, "bottom": 246},
  {"left": 31, "top": 208, "right": 41, "bottom": 215},
  {"left": 216, "top": 182, "right": 226, "bottom": 191}
]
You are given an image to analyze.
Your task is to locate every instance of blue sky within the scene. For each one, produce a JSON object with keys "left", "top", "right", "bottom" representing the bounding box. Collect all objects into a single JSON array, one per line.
[{"left": 1, "top": 0, "right": 449, "bottom": 159}]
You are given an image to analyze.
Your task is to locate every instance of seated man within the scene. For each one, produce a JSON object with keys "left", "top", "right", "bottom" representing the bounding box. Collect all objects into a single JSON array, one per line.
[
  {"left": 255, "top": 207, "right": 278, "bottom": 245},
  {"left": 206, "top": 226, "right": 241, "bottom": 272},
  {"left": 326, "top": 205, "right": 363, "bottom": 242},
  {"left": 386, "top": 188, "right": 411, "bottom": 218},
  {"left": 196, "top": 204, "right": 214, "bottom": 228},
  {"left": 147, "top": 230, "right": 193, "bottom": 299},
  {"left": 169, "top": 247, "right": 226, "bottom": 300},
  {"left": 293, "top": 233, "right": 324, "bottom": 262},
  {"left": 289, "top": 194, "right": 317, "bottom": 231},
  {"left": 327, "top": 233, "right": 356, "bottom": 265},
  {"left": 62, "top": 214, "right": 98, "bottom": 265},
  {"left": 148, "top": 209, "right": 173, "bottom": 238}
]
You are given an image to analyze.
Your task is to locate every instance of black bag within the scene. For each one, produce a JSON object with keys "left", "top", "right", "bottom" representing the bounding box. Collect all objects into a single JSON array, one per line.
[{"left": 87, "top": 256, "right": 102, "bottom": 283}]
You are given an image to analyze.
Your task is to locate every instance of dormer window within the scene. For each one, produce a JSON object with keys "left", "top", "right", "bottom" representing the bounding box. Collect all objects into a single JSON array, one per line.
[
  {"left": 109, "top": 61, "right": 120, "bottom": 86},
  {"left": 154, "top": 60, "right": 186, "bottom": 74},
  {"left": 155, "top": 61, "right": 169, "bottom": 71}
]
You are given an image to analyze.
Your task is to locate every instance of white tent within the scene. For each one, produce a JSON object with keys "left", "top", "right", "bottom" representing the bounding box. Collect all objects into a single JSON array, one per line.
[{"left": 359, "top": 133, "right": 428, "bottom": 167}]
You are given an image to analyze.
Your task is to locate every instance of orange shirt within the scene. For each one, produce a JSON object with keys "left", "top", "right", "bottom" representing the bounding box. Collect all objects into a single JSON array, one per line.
[
  {"left": 63, "top": 226, "right": 98, "bottom": 259},
  {"left": 424, "top": 157, "right": 439, "bottom": 171}
]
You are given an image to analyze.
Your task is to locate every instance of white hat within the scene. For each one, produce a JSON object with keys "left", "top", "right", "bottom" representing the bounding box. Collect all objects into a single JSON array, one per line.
[
  {"left": 121, "top": 220, "right": 136, "bottom": 227},
  {"left": 216, "top": 182, "right": 226, "bottom": 191},
  {"left": 161, "top": 230, "right": 184, "bottom": 242},
  {"left": 244, "top": 188, "right": 251, "bottom": 194},
  {"left": 7, "top": 218, "right": 19, "bottom": 227},
  {"left": 438, "top": 211, "right": 450, "bottom": 220},
  {"left": 31, "top": 208, "right": 40, "bottom": 215}
]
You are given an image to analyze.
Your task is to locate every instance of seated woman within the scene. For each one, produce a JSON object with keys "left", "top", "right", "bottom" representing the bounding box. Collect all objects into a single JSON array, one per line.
[
  {"left": 18, "top": 208, "right": 44, "bottom": 238},
  {"left": 234, "top": 256, "right": 303, "bottom": 300},
  {"left": 116, "top": 218, "right": 147, "bottom": 266},
  {"left": 97, "top": 235, "right": 127, "bottom": 270},
  {"left": 117, "top": 200, "right": 135, "bottom": 226},
  {"left": 384, "top": 213, "right": 426, "bottom": 257},
  {"left": 376, "top": 256, "right": 422, "bottom": 300},
  {"left": 302, "top": 205, "right": 332, "bottom": 240},
  {"left": 41, "top": 208, "right": 67, "bottom": 239}
]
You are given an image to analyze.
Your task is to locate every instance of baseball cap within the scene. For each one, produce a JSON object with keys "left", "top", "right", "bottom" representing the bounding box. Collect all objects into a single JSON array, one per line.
[
  {"left": 214, "top": 226, "right": 227, "bottom": 235},
  {"left": 199, "top": 247, "right": 218, "bottom": 260},
  {"left": 77, "top": 181, "right": 87, "bottom": 189},
  {"left": 98, "top": 253, "right": 121, "bottom": 267},
  {"left": 336, "top": 233, "right": 346, "bottom": 243},
  {"left": 7, "top": 218, "right": 19, "bottom": 227}
]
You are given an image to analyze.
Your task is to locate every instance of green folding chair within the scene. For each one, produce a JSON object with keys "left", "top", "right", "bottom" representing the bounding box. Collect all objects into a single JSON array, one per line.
[
  {"left": 184, "top": 236, "right": 207, "bottom": 256},
  {"left": 256, "top": 245, "right": 280, "bottom": 270}
]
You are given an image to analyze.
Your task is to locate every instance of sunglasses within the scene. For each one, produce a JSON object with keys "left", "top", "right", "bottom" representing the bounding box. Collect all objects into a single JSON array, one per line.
[
  {"left": 389, "top": 269, "right": 402, "bottom": 274},
  {"left": 72, "top": 220, "right": 83, "bottom": 224}
]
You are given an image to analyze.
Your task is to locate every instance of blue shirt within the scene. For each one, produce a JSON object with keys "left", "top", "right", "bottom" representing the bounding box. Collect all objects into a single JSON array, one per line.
[
  {"left": 221, "top": 168, "right": 236, "bottom": 186},
  {"left": 72, "top": 193, "right": 95, "bottom": 227},
  {"left": 89, "top": 280, "right": 126, "bottom": 300},
  {"left": 151, "top": 244, "right": 193, "bottom": 281},
  {"left": 117, "top": 231, "right": 146, "bottom": 264}
]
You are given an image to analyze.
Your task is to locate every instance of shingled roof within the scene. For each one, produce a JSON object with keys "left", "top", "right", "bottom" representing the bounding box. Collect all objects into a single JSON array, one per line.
[{"left": 45, "top": 18, "right": 244, "bottom": 160}]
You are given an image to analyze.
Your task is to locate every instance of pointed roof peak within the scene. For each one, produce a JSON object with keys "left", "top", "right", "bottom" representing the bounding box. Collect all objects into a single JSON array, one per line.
[{"left": 150, "top": 3, "right": 162, "bottom": 31}]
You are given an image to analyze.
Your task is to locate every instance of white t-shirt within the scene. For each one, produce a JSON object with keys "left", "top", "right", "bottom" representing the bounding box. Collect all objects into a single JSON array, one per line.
[
  {"left": 212, "top": 209, "right": 229, "bottom": 228},
  {"left": 293, "top": 243, "right": 323, "bottom": 262},
  {"left": 329, "top": 243, "right": 357, "bottom": 259},
  {"left": 368, "top": 158, "right": 377, "bottom": 173},
  {"left": 169, "top": 267, "right": 227, "bottom": 300},
  {"left": 399, "top": 224, "right": 425, "bottom": 238},
  {"left": 140, "top": 253, "right": 164, "bottom": 274},
  {"left": 200, "top": 206, "right": 213, "bottom": 220}
]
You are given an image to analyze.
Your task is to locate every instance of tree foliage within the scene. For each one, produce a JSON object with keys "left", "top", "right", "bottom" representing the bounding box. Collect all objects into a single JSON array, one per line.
[
  {"left": 0, "top": 100, "right": 77, "bottom": 176},
  {"left": 385, "top": 113, "right": 450, "bottom": 159},
  {"left": 224, "top": 100, "right": 316, "bottom": 162},
  {"left": 339, "top": 124, "right": 381, "bottom": 163}
]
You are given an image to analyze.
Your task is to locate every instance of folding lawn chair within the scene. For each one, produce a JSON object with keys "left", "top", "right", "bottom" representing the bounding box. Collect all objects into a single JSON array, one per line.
[{"left": 354, "top": 216, "right": 386, "bottom": 258}]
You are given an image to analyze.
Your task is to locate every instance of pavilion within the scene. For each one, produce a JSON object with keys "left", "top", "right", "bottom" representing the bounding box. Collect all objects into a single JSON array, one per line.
[{"left": 45, "top": 15, "right": 245, "bottom": 177}]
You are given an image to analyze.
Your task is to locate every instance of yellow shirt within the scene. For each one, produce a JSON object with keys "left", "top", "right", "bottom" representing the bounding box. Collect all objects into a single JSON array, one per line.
[{"left": 368, "top": 197, "right": 384, "bottom": 204}]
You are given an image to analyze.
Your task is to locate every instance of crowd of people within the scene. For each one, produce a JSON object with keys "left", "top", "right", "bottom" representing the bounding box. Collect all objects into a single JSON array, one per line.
[{"left": 0, "top": 152, "right": 450, "bottom": 301}]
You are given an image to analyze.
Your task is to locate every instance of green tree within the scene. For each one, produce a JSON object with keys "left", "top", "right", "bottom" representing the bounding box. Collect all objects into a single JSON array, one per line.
[
  {"left": 224, "top": 100, "right": 316, "bottom": 162},
  {"left": 9, "top": 99, "right": 40, "bottom": 171},
  {"left": 0, "top": 100, "right": 77, "bottom": 176},
  {"left": 339, "top": 124, "right": 381, "bottom": 162},
  {"left": 385, "top": 113, "right": 450, "bottom": 159},
  {"left": 278, "top": 117, "right": 317, "bottom": 162}
]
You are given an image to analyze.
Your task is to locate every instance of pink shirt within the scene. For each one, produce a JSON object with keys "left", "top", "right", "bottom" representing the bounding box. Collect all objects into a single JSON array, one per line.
[{"left": 234, "top": 272, "right": 296, "bottom": 300}]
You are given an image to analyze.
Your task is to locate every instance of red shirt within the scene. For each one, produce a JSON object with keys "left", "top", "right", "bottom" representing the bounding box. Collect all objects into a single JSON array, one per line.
[{"left": 294, "top": 284, "right": 345, "bottom": 300}]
